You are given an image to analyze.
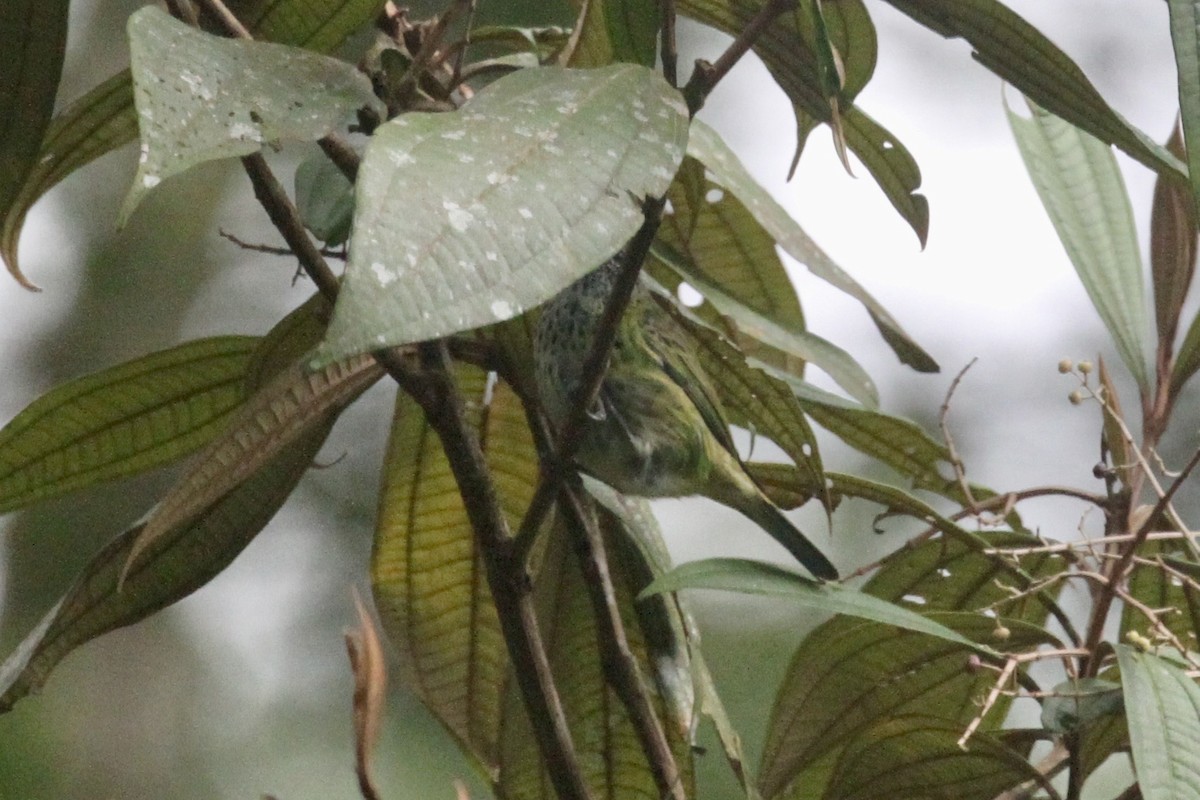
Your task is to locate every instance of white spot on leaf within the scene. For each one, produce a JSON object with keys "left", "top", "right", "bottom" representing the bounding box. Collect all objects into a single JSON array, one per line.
[
  {"left": 371, "top": 261, "right": 396, "bottom": 286},
  {"left": 443, "top": 200, "right": 474, "bottom": 232}
]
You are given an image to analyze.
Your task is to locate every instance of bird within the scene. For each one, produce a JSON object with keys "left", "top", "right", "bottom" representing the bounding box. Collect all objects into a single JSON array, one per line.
[{"left": 533, "top": 254, "right": 839, "bottom": 580}]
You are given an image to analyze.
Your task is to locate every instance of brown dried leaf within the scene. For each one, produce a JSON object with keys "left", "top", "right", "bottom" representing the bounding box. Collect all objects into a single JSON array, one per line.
[
  {"left": 347, "top": 588, "right": 388, "bottom": 800},
  {"left": 1151, "top": 121, "right": 1198, "bottom": 351}
]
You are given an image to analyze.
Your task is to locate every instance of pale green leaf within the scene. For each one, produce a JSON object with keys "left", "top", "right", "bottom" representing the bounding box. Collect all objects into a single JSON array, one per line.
[
  {"left": 1008, "top": 98, "right": 1150, "bottom": 390},
  {"left": 686, "top": 120, "right": 937, "bottom": 373},
  {"left": 1116, "top": 644, "right": 1200, "bottom": 800},
  {"left": 1039, "top": 678, "right": 1123, "bottom": 734},
  {"left": 2, "top": 1, "right": 384, "bottom": 282},
  {"left": 889, "top": 0, "right": 1185, "bottom": 181},
  {"left": 0, "top": 337, "right": 257, "bottom": 513},
  {"left": 1169, "top": 1, "right": 1200, "bottom": 215},
  {"left": 0, "top": 419, "right": 336, "bottom": 713},
  {"left": 122, "top": 7, "right": 382, "bottom": 222},
  {"left": 295, "top": 149, "right": 355, "bottom": 245},
  {"left": 0, "top": 0, "right": 68, "bottom": 288},
  {"left": 640, "top": 558, "right": 989, "bottom": 653},
  {"left": 317, "top": 64, "right": 688, "bottom": 363}
]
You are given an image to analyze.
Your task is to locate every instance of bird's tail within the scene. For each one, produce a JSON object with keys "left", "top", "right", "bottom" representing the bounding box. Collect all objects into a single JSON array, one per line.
[{"left": 739, "top": 495, "right": 839, "bottom": 581}]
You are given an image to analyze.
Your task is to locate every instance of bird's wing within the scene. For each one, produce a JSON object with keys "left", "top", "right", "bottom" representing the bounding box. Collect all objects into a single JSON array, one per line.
[{"left": 646, "top": 312, "right": 741, "bottom": 460}]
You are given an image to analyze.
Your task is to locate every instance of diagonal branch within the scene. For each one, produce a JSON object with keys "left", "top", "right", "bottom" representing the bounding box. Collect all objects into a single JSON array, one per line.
[
  {"left": 512, "top": 198, "right": 666, "bottom": 563},
  {"left": 559, "top": 486, "right": 687, "bottom": 800},
  {"left": 683, "top": 0, "right": 798, "bottom": 115}
]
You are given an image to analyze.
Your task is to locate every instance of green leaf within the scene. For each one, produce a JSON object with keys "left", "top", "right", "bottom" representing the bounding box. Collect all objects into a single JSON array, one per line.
[
  {"left": 660, "top": 246, "right": 878, "bottom": 407},
  {"left": 0, "top": 417, "right": 337, "bottom": 713},
  {"left": 678, "top": 1, "right": 931, "bottom": 245},
  {"left": 1172, "top": 309, "right": 1200, "bottom": 397},
  {"left": 0, "top": 71, "right": 136, "bottom": 288},
  {"left": 318, "top": 64, "right": 688, "bottom": 363},
  {"left": 760, "top": 531, "right": 1065, "bottom": 799},
  {"left": 841, "top": 106, "right": 930, "bottom": 248},
  {"left": 568, "top": 0, "right": 660, "bottom": 69},
  {"left": 295, "top": 149, "right": 355, "bottom": 245},
  {"left": 230, "top": 0, "right": 386, "bottom": 54},
  {"left": 1040, "top": 678, "right": 1123, "bottom": 734},
  {"left": 887, "top": 0, "right": 1185, "bottom": 181},
  {"left": 372, "top": 366, "right": 538, "bottom": 771},
  {"left": 658, "top": 156, "right": 805, "bottom": 330},
  {"left": 686, "top": 120, "right": 937, "bottom": 373},
  {"left": 1116, "top": 644, "right": 1200, "bottom": 800},
  {"left": 1122, "top": 537, "right": 1200, "bottom": 656},
  {"left": 784, "top": 378, "right": 953, "bottom": 494},
  {"left": 1170, "top": 1, "right": 1200, "bottom": 218},
  {"left": 125, "top": 355, "right": 384, "bottom": 570},
  {"left": 1008, "top": 98, "right": 1151, "bottom": 391},
  {"left": 819, "top": 717, "right": 1050, "bottom": 800},
  {"left": 0, "top": 0, "right": 69, "bottom": 288},
  {"left": 760, "top": 614, "right": 1051, "bottom": 799},
  {"left": 121, "top": 7, "right": 382, "bottom": 222},
  {"left": 470, "top": 25, "right": 570, "bottom": 62},
  {"left": 2, "top": 2, "right": 382, "bottom": 284},
  {"left": 0, "top": 337, "right": 258, "bottom": 513},
  {"left": 826, "top": 472, "right": 967, "bottom": 537},
  {"left": 641, "top": 558, "right": 991, "bottom": 653}
]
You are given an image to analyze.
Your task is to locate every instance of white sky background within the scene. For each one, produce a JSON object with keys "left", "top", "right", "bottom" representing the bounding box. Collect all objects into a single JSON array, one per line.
[{"left": 0, "top": 3, "right": 1188, "bottom": 797}]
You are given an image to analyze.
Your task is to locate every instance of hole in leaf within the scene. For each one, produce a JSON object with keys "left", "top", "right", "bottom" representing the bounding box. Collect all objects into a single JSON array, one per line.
[{"left": 676, "top": 282, "right": 703, "bottom": 308}]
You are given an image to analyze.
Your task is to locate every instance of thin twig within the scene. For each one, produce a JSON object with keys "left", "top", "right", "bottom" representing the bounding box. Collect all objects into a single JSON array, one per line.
[
  {"left": 682, "top": 0, "right": 797, "bottom": 115},
  {"left": 404, "top": 343, "right": 596, "bottom": 800},
  {"left": 560, "top": 488, "right": 686, "bottom": 800},
  {"left": 193, "top": 0, "right": 252, "bottom": 38},
  {"left": 218, "top": 229, "right": 346, "bottom": 259},
  {"left": 940, "top": 358, "right": 979, "bottom": 510},
  {"left": 958, "top": 657, "right": 1016, "bottom": 748},
  {"left": 1083, "top": 442, "right": 1200, "bottom": 677},
  {"left": 660, "top": 0, "right": 678, "bottom": 88},
  {"left": 982, "top": 529, "right": 1196, "bottom": 557},
  {"left": 164, "top": 0, "right": 199, "bottom": 26},
  {"left": 512, "top": 197, "right": 667, "bottom": 564}
]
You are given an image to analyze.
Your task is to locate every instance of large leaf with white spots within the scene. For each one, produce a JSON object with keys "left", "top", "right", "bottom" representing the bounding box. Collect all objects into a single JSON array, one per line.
[
  {"left": 315, "top": 64, "right": 688, "bottom": 363},
  {"left": 121, "top": 7, "right": 380, "bottom": 222}
]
